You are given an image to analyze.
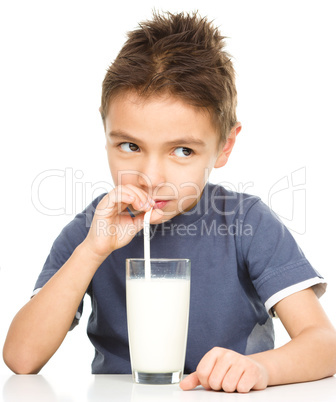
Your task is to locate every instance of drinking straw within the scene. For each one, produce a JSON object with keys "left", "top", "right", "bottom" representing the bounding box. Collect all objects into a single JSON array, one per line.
[{"left": 144, "top": 208, "right": 153, "bottom": 280}]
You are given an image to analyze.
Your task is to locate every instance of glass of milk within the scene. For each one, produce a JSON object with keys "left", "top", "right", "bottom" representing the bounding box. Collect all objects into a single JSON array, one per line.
[{"left": 126, "top": 258, "right": 191, "bottom": 384}]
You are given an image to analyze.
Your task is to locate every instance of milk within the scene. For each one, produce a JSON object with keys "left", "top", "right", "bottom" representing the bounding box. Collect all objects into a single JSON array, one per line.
[{"left": 126, "top": 277, "right": 190, "bottom": 373}]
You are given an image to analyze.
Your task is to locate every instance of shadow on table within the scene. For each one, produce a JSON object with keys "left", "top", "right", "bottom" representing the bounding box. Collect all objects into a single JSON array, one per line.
[
  {"left": 87, "top": 375, "right": 227, "bottom": 402},
  {"left": 2, "top": 375, "right": 57, "bottom": 402},
  {"left": 88, "top": 375, "right": 336, "bottom": 402},
  {"left": 87, "top": 375, "right": 197, "bottom": 402},
  {"left": 87, "top": 375, "right": 133, "bottom": 401}
]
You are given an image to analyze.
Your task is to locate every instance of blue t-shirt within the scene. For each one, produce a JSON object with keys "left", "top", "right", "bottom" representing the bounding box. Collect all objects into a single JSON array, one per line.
[{"left": 33, "top": 183, "right": 326, "bottom": 374}]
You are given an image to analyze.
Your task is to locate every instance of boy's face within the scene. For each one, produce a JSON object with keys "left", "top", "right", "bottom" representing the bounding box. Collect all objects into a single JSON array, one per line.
[{"left": 105, "top": 92, "right": 236, "bottom": 222}]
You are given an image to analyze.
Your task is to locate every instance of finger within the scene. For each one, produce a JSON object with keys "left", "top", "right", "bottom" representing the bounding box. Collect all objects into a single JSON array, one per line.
[
  {"left": 236, "top": 369, "right": 256, "bottom": 393},
  {"left": 195, "top": 347, "right": 224, "bottom": 390},
  {"left": 179, "top": 372, "right": 201, "bottom": 391},
  {"left": 121, "top": 184, "right": 155, "bottom": 211},
  {"left": 112, "top": 186, "right": 143, "bottom": 212},
  {"left": 101, "top": 186, "right": 154, "bottom": 216},
  {"left": 207, "top": 356, "right": 233, "bottom": 391},
  {"left": 237, "top": 361, "right": 267, "bottom": 393},
  {"left": 95, "top": 191, "right": 135, "bottom": 217},
  {"left": 131, "top": 212, "right": 147, "bottom": 231},
  {"left": 126, "top": 208, "right": 164, "bottom": 235},
  {"left": 148, "top": 208, "right": 166, "bottom": 224},
  {"left": 221, "top": 364, "right": 244, "bottom": 393}
]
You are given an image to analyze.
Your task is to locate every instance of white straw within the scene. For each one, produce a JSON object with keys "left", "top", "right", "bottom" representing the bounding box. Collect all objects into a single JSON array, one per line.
[{"left": 144, "top": 208, "right": 153, "bottom": 280}]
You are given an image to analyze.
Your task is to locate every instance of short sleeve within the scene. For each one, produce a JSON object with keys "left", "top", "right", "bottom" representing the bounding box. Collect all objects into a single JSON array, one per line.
[
  {"left": 32, "top": 194, "right": 105, "bottom": 329},
  {"left": 239, "top": 199, "right": 326, "bottom": 313}
]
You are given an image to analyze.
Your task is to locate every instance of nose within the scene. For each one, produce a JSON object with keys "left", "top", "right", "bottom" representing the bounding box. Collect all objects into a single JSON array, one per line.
[{"left": 137, "top": 156, "right": 165, "bottom": 193}]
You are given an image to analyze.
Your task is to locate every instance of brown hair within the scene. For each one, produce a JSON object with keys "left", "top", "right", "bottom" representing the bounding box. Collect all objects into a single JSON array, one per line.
[{"left": 100, "top": 11, "right": 237, "bottom": 143}]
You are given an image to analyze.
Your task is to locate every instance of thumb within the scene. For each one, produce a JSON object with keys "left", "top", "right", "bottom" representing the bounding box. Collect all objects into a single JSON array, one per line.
[
  {"left": 131, "top": 212, "right": 146, "bottom": 231},
  {"left": 179, "top": 372, "right": 200, "bottom": 391}
]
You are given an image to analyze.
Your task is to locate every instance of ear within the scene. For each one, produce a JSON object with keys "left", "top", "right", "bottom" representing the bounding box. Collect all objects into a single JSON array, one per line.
[{"left": 214, "top": 122, "right": 242, "bottom": 168}]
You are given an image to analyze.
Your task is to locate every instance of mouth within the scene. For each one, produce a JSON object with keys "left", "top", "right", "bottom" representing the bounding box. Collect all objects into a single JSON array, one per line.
[{"left": 153, "top": 199, "right": 170, "bottom": 210}]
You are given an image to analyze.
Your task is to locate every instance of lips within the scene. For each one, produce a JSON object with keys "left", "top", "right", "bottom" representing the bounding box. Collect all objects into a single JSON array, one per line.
[{"left": 153, "top": 200, "right": 169, "bottom": 210}]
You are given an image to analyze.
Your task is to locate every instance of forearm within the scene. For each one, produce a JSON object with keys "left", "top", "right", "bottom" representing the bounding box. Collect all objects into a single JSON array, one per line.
[
  {"left": 3, "top": 241, "right": 103, "bottom": 374},
  {"left": 251, "top": 325, "right": 336, "bottom": 386}
]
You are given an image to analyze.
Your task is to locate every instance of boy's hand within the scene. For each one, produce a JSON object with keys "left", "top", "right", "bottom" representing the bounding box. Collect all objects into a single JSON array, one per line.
[
  {"left": 180, "top": 347, "right": 268, "bottom": 393},
  {"left": 83, "top": 185, "right": 161, "bottom": 261}
]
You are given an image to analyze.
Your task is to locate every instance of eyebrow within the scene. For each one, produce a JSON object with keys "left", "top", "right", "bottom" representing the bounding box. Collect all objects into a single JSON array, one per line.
[{"left": 108, "top": 130, "right": 207, "bottom": 148}]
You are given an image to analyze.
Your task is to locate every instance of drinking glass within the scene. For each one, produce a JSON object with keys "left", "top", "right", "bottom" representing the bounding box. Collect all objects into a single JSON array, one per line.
[{"left": 126, "top": 258, "right": 191, "bottom": 384}]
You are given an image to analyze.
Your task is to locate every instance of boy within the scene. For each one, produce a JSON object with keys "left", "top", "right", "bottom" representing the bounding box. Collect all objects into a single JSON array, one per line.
[{"left": 3, "top": 11, "right": 336, "bottom": 393}]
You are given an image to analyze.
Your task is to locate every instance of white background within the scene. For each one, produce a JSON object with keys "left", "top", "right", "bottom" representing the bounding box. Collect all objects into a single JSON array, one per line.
[{"left": 1, "top": 0, "right": 335, "bottom": 378}]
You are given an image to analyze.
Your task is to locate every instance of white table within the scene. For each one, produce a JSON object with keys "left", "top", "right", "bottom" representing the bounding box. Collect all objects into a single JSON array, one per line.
[{"left": 1, "top": 374, "right": 336, "bottom": 401}]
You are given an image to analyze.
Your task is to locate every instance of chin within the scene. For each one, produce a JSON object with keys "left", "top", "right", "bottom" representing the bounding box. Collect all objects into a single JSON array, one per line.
[{"left": 151, "top": 209, "right": 178, "bottom": 224}]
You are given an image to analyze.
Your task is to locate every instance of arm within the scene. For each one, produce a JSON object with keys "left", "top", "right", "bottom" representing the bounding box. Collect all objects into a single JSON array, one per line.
[
  {"left": 180, "top": 288, "right": 336, "bottom": 393},
  {"left": 3, "top": 244, "right": 103, "bottom": 374},
  {"left": 252, "top": 287, "right": 336, "bottom": 385},
  {"left": 3, "top": 185, "right": 159, "bottom": 374}
]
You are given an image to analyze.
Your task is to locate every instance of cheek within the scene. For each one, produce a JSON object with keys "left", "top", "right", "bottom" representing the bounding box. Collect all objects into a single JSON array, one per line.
[
  {"left": 112, "top": 172, "right": 140, "bottom": 186},
  {"left": 107, "top": 152, "right": 138, "bottom": 186},
  {"left": 173, "top": 164, "right": 208, "bottom": 187}
]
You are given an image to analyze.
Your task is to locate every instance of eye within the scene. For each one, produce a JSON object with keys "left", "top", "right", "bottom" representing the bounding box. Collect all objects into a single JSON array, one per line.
[
  {"left": 173, "top": 147, "right": 193, "bottom": 157},
  {"left": 120, "top": 142, "right": 140, "bottom": 152}
]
